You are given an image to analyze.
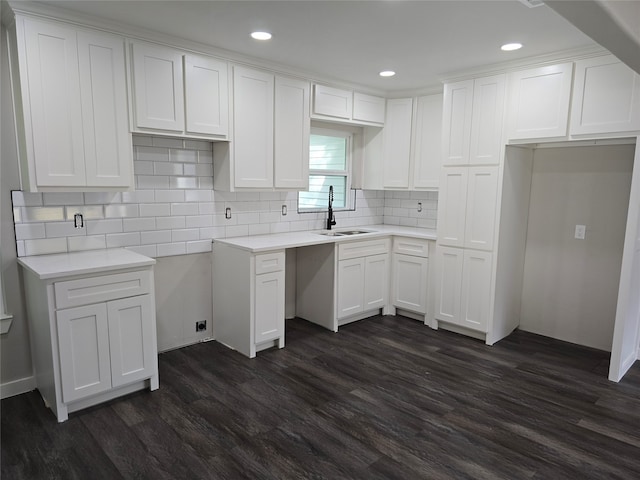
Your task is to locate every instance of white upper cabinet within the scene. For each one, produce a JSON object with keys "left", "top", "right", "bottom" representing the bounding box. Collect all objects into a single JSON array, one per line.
[
  {"left": 312, "top": 84, "right": 385, "bottom": 126},
  {"left": 12, "top": 16, "right": 132, "bottom": 191},
  {"left": 437, "top": 167, "right": 468, "bottom": 248},
  {"left": 570, "top": 55, "right": 640, "bottom": 136},
  {"left": 412, "top": 94, "right": 443, "bottom": 189},
  {"left": 383, "top": 98, "right": 414, "bottom": 188},
  {"left": 443, "top": 75, "right": 505, "bottom": 166},
  {"left": 507, "top": 63, "right": 573, "bottom": 141},
  {"left": 130, "top": 41, "right": 229, "bottom": 139},
  {"left": 185, "top": 54, "right": 229, "bottom": 136},
  {"left": 131, "top": 42, "right": 185, "bottom": 132},
  {"left": 464, "top": 166, "right": 499, "bottom": 251}
]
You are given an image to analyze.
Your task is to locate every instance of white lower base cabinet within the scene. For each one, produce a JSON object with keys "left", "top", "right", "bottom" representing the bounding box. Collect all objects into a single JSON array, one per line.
[
  {"left": 392, "top": 254, "right": 429, "bottom": 315},
  {"left": 21, "top": 265, "right": 159, "bottom": 422},
  {"left": 435, "top": 246, "right": 492, "bottom": 333},
  {"left": 254, "top": 271, "right": 285, "bottom": 344}
]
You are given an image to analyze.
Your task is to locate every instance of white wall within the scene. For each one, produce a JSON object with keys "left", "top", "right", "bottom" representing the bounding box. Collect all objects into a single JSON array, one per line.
[{"left": 519, "top": 144, "right": 635, "bottom": 351}]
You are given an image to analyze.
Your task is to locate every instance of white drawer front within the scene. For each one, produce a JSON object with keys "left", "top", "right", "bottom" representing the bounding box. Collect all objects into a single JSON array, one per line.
[
  {"left": 338, "top": 238, "right": 390, "bottom": 260},
  {"left": 54, "top": 270, "right": 151, "bottom": 309},
  {"left": 393, "top": 237, "right": 431, "bottom": 257},
  {"left": 255, "top": 251, "right": 285, "bottom": 275}
]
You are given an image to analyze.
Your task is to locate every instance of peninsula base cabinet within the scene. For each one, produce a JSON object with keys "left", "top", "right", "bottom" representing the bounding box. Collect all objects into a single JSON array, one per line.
[
  {"left": 212, "top": 244, "right": 285, "bottom": 358},
  {"left": 21, "top": 266, "right": 159, "bottom": 422}
]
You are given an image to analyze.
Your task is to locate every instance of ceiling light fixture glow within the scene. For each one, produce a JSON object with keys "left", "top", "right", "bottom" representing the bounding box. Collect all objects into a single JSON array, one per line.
[
  {"left": 501, "top": 42, "right": 523, "bottom": 51},
  {"left": 251, "top": 31, "right": 272, "bottom": 40},
  {"left": 379, "top": 70, "right": 396, "bottom": 77}
]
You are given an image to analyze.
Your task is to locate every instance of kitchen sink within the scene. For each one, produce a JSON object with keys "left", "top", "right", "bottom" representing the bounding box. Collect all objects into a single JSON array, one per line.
[{"left": 318, "top": 229, "right": 374, "bottom": 237}]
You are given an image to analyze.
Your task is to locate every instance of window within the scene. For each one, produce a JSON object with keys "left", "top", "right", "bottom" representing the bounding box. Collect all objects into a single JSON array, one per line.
[{"left": 298, "top": 128, "right": 352, "bottom": 211}]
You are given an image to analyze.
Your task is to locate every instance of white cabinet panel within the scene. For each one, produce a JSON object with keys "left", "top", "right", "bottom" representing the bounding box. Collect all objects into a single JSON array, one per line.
[
  {"left": 364, "top": 254, "right": 389, "bottom": 310},
  {"left": 56, "top": 303, "right": 111, "bottom": 403},
  {"left": 313, "top": 84, "right": 352, "bottom": 119},
  {"left": 507, "top": 63, "right": 573, "bottom": 140},
  {"left": 337, "top": 258, "right": 364, "bottom": 319},
  {"left": 107, "top": 295, "right": 155, "bottom": 388},
  {"left": 184, "top": 54, "right": 229, "bottom": 136},
  {"left": 353, "top": 92, "right": 386, "bottom": 124},
  {"left": 460, "top": 250, "right": 492, "bottom": 332},
  {"left": 442, "top": 80, "right": 473, "bottom": 166},
  {"left": 412, "top": 94, "right": 443, "bottom": 189},
  {"left": 254, "top": 271, "right": 285, "bottom": 344},
  {"left": 233, "top": 66, "right": 274, "bottom": 188},
  {"left": 78, "top": 31, "right": 131, "bottom": 188},
  {"left": 393, "top": 254, "right": 428, "bottom": 314},
  {"left": 132, "top": 42, "right": 184, "bottom": 132},
  {"left": 570, "top": 55, "right": 640, "bottom": 136},
  {"left": 469, "top": 74, "right": 505, "bottom": 165},
  {"left": 23, "top": 18, "right": 85, "bottom": 187},
  {"left": 274, "top": 76, "right": 310, "bottom": 189},
  {"left": 434, "top": 246, "right": 464, "bottom": 324},
  {"left": 383, "top": 98, "right": 413, "bottom": 188},
  {"left": 438, "top": 167, "right": 468, "bottom": 247},
  {"left": 464, "top": 166, "right": 499, "bottom": 251}
]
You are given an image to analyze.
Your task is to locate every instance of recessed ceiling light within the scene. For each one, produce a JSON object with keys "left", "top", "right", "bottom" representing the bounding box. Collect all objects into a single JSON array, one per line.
[
  {"left": 379, "top": 70, "right": 396, "bottom": 77},
  {"left": 501, "top": 43, "right": 523, "bottom": 51},
  {"left": 251, "top": 31, "right": 272, "bottom": 41}
]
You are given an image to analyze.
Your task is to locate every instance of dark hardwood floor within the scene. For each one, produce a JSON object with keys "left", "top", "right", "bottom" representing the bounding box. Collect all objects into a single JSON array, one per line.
[{"left": 3, "top": 315, "right": 640, "bottom": 479}]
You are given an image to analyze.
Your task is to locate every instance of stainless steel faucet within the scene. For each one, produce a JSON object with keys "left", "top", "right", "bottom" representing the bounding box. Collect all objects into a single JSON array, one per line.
[{"left": 327, "top": 185, "right": 337, "bottom": 230}]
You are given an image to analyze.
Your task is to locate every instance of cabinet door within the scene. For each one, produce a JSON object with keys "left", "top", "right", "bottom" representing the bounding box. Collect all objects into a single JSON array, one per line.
[
  {"left": 274, "top": 76, "right": 310, "bottom": 189},
  {"left": 107, "top": 295, "right": 156, "bottom": 388},
  {"left": 469, "top": 75, "right": 505, "bottom": 165},
  {"left": 507, "top": 63, "right": 573, "bottom": 140},
  {"left": 412, "top": 94, "right": 443, "bottom": 189},
  {"left": 364, "top": 253, "right": 389, "bottom": 310},
  {"left": 437, "top": 167, "right": 468, "bottom": 247},
  {"left": 23, "top": 18, "right": 86, "bottom": 187},
  {"left": 434, "top": 246, "right": 464, "bottom": 324},
  {"left": 393, "top": 254, "right": 428, "bottom": 314},
  {"left": 56, "top": 303, "right": 111, "bottom": 403},
  {"left": 233, "top": 66, "right": 274, "bottom": 188},
  {"left": 78, "top": 31, "right": 132, "bottom": 188},
  {"left": 132, "top": 42, "right": 185, "bottom": 131},
  {"left": 313, "top": 84, "right": 352, "bottom": 119},
  {"left": 254, "top": 271, "right": 285, "bottom": 344},
  {"left": 383, "top": 98, "right": 413, "bottom": 188},
  {"left": 353, "top": 92, "right": 386, "bottom": 124},
  {"left": 570, "top": 55, "right": 640, "bottom": 136},
  {"left": 337, "top": 258, "right": 365, "bottom": 319},
  {"left": 442, "top": 80, "right": 473, "bottom": 166},
  {"left": 460, "top": 250, "right": 492, "bottom": 332},
  {"left": 184, "top": 54, "right": 229, "bottom": 136},
  {"left": 464, "top": 166, "right": 499, "bottom": 251}
]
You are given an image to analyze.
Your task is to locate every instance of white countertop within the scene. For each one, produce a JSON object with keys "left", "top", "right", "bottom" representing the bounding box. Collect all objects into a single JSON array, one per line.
[
  {"left": 18, "top": 248, "right": 156, "bottom": 280},
  {"left": 213, "top": 225, "right": 437, "bottom": 253}
]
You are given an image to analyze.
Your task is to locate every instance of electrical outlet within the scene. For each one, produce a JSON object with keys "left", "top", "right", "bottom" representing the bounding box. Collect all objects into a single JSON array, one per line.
[
  {"left": 196, "top": 320, "right": 207, "bottom": 332},
  {"left": 575, "top": 224, "right": 586, "bottom": 240}
]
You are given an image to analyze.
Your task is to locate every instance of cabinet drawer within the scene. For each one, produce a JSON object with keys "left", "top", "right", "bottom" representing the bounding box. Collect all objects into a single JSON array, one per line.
[
  {"left": 54, "top": 270, "right": 151, "bottom": 309},
  {"left": 338, "top": 238, "right": 390, "bottom": 260},
  {"left": 393, "top": 237, "right": 431, "bottom": 257},
  {"left": 254, "top": 251, "right": 285, "bottom": 275}
]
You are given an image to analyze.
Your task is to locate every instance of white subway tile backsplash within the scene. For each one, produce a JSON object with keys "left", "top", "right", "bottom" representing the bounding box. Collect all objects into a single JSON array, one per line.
[
  {"left": 185, "top": 190, "right": 212, "bottom": 203},
  {"left": 200, "top": 226, "right": 226, "bottom": 239},
  {"left": 185, "top": 139, "right": 212, "bottom": 151},
  {"left": 139, "top": 203, "right": 171, "bottom": 217},
  {"left": 65, "top": 206, "right": 104, "bottom": 220},
  {"left": 226, "top": 225, "right": 249, "bottom": 237},
  {"left": 13, "top": 207, "right": 21, "bottom": 223},
  {"left": 171, "top": 229, "right": 199, "bottom": 242},
  {"left": 248, "top": 223, "right": 270, "bottom": 236},
  {"left": 156, "top": 216, "right": 186, "bottom": 230},
  {"left": 153, "top": 137, "right": 184, "bottom": 149},
  {"left": 186, "top": 240, "right": 212, "bottom": 254},
  {"left": 121, "top": 190, "right": 155, "bottom": 204},
  {"left": 141, "top": 230, "right": 171, "bottom": 245},
  {"left": 157, "top": 242, "right": 187, "bottom": 257},
  {"left": 86, "top": 219, "right": 123, "bottom": 235},
  {"left": 132, "top": 134, "right": 153, "bottom": 147},
  {"left": 170, "top": 176, "right": 198, "bottom": 189},
  {"left": 106, "top": 232, "right": 141, "bottom": 248},
  {"left": 137, "top": 175, "right": 170, "bottom": 190},
  {"left": 21, "top": 207, "right": 65, "bottom": 222},
  {"left": 12, "top": 191, "right": 42, "bottom": 207},
  {"left": 84, "top": 192, "right": 121, "bottom": 205},
  {"left": 24, "top": 238, "right": 67, "bottom": 256},
  {"left": 185, "top": 215, "right": 213, "bottom": 228},
  {"left": 16, "top": 241, "right": 25, "bottom": 257},
  {"left": 154, "top": 162, "right": 183, "bottom": 176},
  {"left": 170, "top": 149, "right": 198, "bottom": 163},
  {"left": 123, "top": 217, "right": 156, "bottom": 232},
  {"left": 236, "top": 212, "right": 260, "bottom": 225},
  {"left": 198, "top": 177, "right": 214, "bottom": 190},
  {"left": 171, "top": 203, "right": 199, "bottom": 216},
  {"left": 43, "top": 192, "right": 84, "bottom": 206},
  {"left": 134, "top": 161, "right": 154, "bottom": 175},
  {"left": 15, "top": 223, "right": 46, "bottom": 240},
  {"left": 154, "top": 189, "right": 185, "bottom": 203},
  {"left": 136, "top": 146, "right": 170, "bottom": 162},
  {"left": 126, "top": 245, "right": 157, "bottom": 257},
  {"left": 105, "top": 204, "right": 139, "bottom": 218},
  {"left": 68, "top": 235, "right": 106, "bottom": 252},
  {"left": 197, "top": 150, "right": 213, "bottom": 163},
  {"left": 45, "top": 222, "right": 86, "bottom": 238}
]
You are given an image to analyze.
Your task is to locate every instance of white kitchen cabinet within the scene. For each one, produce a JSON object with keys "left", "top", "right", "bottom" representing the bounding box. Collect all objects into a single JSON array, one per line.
[
  {"left": 391, "top": 237, "right": 430, "bottom": 316},
  {"left": 434, "top": 246, "right": 491, "bottom": 332},
  {"left": 212, "top": 245, "right": 285, "bottom": 358},
  {"left": 412, "top": 94, "right": 443, "bottom": 189},
  {"left": 185, "top": 54, "right": 229, "bottom": 136},
  {"left": 364, "top": 254, "right": 389, "bottom": 310},
  {"left": 18, "top": 251, "right": 158, "bottom": 422},
  {"left": 507, "top": 63, "right": 573, "bottom": 141},
  {"left": 437, "top": 167, "right": 468, "bottom": 248},
  {"left": 383, "top": 98, "right": 414, "bottom": 188},
  {"left": 312, "top": 83, "right": 385, "bottom": 126},
  {"left": 9, "top": 16, "right": 132, "bottom": 191},
  {"left": 570, "top": 55, "right": 640, "bottom": 136},
  {"left": 442, "top": 75, "right": 505, "bottom": 166}
]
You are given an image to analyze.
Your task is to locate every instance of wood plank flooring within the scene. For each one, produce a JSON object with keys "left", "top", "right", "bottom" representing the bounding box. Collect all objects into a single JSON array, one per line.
[{"left": 3, "top": 315, "right": 640, "bottom": 479}]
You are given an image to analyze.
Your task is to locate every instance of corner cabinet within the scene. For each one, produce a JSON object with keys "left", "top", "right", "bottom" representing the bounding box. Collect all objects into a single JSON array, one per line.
[
  {"left": 213, "top": 66, "right": 310, "bottom": 191},
  {"left": 18, "top": 253, "right": 158, "bottom": 422},
  {"left": 8, "top": 15, "right": 133, "bottom": 192},
  {"left": 130, "top": 41, "right": 229, "bottom": 139}
]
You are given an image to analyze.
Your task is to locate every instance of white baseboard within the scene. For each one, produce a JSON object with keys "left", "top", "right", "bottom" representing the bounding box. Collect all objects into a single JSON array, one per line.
[{"left": 1, "top": 376, "right": 35, "bottom": 399}]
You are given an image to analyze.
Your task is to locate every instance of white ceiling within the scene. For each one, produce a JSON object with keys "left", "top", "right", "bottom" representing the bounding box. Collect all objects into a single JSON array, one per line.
[{"left": 41, "top": 0, "right": 597, "bottom": 93}]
